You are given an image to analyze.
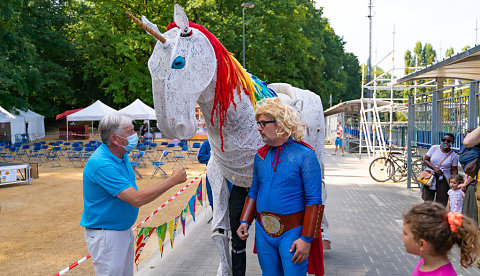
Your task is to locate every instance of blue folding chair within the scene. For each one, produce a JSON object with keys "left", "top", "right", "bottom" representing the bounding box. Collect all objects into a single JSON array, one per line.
[
  {"left": 145, "top": 142, "right": 157, "bottom": 161},
  {"left": 172, "top": 145, "right": 189, "bottom": 168},
  {"left": 67, "top": 147, "right": 83, "bottom": 167},
  {"left": 131, "top": 151, "right": 144, "bottom": 179},
  {"left": 79, "top": 147, "right": 96, "bottom": 166},
  {"left": 17, "top": 144, "right": 31, "bottom": 162},
  {"left": 45, "top": 146, "right": 62, "bottom": 167},
  {"left": 3, "top": 147, "right": 18, "bottom": 162},
  {"left": 29, "top": 145, "right": 43, "bottom": 163},
  {"left": 151, "top": 149, "right": 168, "bottom": 178},
  {"left": 187, "top": 142, "right": 201, "bottom": 163}
]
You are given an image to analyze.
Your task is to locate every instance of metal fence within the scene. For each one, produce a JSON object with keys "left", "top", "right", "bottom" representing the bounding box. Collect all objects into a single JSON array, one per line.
[{"left": 406, "top": 81, "right": 479, "bottom": 188}]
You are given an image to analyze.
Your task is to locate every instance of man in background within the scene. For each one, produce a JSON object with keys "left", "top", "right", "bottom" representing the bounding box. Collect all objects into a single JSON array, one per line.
[{"left": 333, "top": 121, "right": 344, "bottom": 156}]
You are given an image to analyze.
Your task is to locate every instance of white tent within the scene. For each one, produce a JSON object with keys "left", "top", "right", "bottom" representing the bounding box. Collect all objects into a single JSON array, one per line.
[
  {"left": 67, "top": 100, "right": 117, "bottom": 121},
  {"left": 118, "top": 99, "right": 156, "bottom": 120},
  {"left": 66, "top": 100, "right": 117, "bottom": 140},
  {"left": 0, "top": 106, "right": 26, "bottom": 144},
  {"left": 11, "top": 109, "right": 45, "bottom": 141}
]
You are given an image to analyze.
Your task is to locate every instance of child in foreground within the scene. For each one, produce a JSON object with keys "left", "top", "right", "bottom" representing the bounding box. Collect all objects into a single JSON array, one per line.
[
  {"left": 447, "top": 174, "right": 465, "bottom": 212},
  {"left": 402, "top": 201, "right": 480, "bottom": 275}
]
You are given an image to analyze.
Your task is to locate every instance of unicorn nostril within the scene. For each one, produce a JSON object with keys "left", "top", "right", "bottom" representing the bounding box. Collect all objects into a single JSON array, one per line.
[{"left": 175, "top": 124, "right": 186, "bottom": 137}]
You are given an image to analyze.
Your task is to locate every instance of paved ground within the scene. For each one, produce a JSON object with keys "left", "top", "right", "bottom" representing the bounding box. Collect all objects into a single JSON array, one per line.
[{"left": 136, "top": 146, "right": 480, "bottom": 275}]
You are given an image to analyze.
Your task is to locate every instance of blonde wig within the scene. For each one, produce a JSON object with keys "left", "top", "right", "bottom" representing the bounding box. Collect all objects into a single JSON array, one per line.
[{"left": 255, "top": 98, "right": 305, "bottom": 141}]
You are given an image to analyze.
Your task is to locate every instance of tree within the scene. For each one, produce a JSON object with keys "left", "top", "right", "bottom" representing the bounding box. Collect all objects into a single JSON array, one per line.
[
  {"left": 403, "top": 41, "right": 437, "bottom": 96},
  {"left": 445, "top": 47, "right": 454, "bottom": 58},
  {"left": 0, "top": 0, "right": 74, "bottom": 117},
  {"left": 1, "top": 0, "right": 361, "bottom": 116}
]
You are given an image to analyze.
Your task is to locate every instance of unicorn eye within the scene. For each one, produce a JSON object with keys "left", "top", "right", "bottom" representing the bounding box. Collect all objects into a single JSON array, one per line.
[{"left": 172, "top": 56, "right": 186, "bottom": 69}]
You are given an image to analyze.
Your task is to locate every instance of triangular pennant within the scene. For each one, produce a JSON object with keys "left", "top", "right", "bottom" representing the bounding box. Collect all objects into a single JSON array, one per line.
[
  {"left": 196, "top": 178, "right": 203, "bottom": 206},
  {"left": 156, "top": 223, "right": 168, "bottom": 257},
  {"left": 134, "top": 227, "right": 155, "bottom": 264},
  {"left": 188, "top": 195, "right": 196, "bottom": 222},
  {"left": 167, "top": 217, "right": 178, "bottom": 248},
  {"left": 180, "top": 206, "right": 187, "bottom": 235}
]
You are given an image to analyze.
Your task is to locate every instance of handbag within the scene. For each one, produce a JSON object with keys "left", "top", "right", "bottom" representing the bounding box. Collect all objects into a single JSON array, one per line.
[
  {"left": 417, "top": 151, "right": 452, "bottom": 187},
  {"left": 417, "top": 170, "right": 434, "bottom": 186}
]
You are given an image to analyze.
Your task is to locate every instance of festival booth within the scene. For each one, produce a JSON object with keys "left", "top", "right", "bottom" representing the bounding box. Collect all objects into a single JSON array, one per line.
[
  {"left": 118, "top": 99, "right": 156, "bottom": 120},
  {"left": 0, "top": 107, "right": 32, "bottom": 186},
  {"left": 0, "top": 106, "right": 26, "bottom": 144},
  {"left": 65, "top": 100, "right": 117, "bottom": 141},
  {"left": 11, "top": 109, "right": 45, "bottom": 141},
  {"left": 56, "top": 108, "right": 83, "bottom": 120},
  {"left": 118, "top": 99, "right": 159, "bottom": 139}
]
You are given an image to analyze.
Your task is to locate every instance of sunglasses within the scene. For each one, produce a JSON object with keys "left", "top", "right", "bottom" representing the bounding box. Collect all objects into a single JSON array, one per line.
[
  {"left": 257, "top": 120, "right": 276, "bottom": 128},
  {"left": 441, "top": 139, "right": 453, "bottom": 144}
]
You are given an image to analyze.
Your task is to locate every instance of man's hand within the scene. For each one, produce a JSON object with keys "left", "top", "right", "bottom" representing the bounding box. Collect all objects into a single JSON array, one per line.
[
  {"left": 290, "top": 238, "right": 311, "bottom": 264},
  {"left": 169, "top": 168, "right": 187, "bottom": 187},
  {"left": 237, "top": 223, "right": 249, "bottom": 240},
  {"left": 434, "top": 167, "right": 443, "bottom": 176}
]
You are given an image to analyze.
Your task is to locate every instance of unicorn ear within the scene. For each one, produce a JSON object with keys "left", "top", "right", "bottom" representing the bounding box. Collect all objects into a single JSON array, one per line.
[
  {"left": 141, "top": 16, "right": 162, "bottom": 37},
  {"left": 174, "top": 4, "right": 191, "bottom": 35}
]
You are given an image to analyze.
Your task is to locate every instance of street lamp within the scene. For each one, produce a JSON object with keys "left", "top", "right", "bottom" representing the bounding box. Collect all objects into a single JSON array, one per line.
[{"left": 242, "top": 2, "right": 254, "bottom": 69}]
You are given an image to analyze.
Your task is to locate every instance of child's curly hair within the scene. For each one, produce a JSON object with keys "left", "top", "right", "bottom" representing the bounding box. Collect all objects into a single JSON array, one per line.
[
  {"left": 403, "top": 201, "right": 480, "bottom": 268},
  {"left": 448, "top": 174, "right": 463, "bottom": 184}
]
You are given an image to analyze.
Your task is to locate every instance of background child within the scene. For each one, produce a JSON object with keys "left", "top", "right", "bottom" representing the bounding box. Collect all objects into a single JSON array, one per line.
[
  {"left": 402, "top": 201, "right": 480, "bottom": 275},
  {"left": 447, "top": 174, "right": 465, "bottom": 212}
]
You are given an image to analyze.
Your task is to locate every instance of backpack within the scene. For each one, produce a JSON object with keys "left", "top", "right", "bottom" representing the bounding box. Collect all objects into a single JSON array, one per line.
[{"left": 459, "top": 144, "right": 480, "bottom": 178}]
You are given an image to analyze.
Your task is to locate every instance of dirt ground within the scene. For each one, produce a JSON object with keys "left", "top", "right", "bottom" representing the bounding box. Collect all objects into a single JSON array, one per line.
[{"left": 0, "top": 137, "right": 208, "bottom": 275}]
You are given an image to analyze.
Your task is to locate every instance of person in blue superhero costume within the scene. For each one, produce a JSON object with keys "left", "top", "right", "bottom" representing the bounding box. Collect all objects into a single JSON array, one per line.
[{"left": 237, "top": 98, "right": 323, "bottom": 275}]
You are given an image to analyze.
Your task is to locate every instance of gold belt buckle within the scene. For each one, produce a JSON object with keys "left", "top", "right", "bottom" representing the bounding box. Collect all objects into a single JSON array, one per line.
[{"left": 260, "top": 213, "right": 284, "bottom": 237}]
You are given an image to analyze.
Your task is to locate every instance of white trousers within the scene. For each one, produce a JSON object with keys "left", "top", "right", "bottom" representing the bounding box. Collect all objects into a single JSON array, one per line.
[{"left": 85, "top": 228, "right": 134, "bottom": 276}]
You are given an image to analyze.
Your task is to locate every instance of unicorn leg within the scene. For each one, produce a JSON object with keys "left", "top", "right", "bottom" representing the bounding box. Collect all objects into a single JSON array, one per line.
[
  {"left": 207, "top": 156, "right": 232, "bottom": 275},
  {"left": 212, "top": 229, "right": 233, "bottom": 276},
  {"left": 321, "top": 179, "right": 329, "bottom": 230},
  {"left": 320, "top": 179, "right": 331, "bottom": 249}
]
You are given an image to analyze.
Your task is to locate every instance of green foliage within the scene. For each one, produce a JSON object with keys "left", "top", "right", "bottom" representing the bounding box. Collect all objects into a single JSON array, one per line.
[
  {"left": 403, "top": 41, "right": 437, "bottom": 96},
  {"left": 0, "top": 0, "right": 74, "bottom": 117},
  {"left": 445, "top": 47, "right": 454, "bottom": 58},
  {"left": 1, "top": 0, "right": 361, "bottom": 117}
]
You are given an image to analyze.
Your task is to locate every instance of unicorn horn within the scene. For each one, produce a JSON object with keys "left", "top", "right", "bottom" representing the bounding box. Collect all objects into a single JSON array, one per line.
[{"left": 126, "top": 12, "right": 166, "bottom": 43}]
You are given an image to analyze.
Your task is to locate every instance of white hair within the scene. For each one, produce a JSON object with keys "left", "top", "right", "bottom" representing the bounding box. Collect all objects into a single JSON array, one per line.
[{"left": 99, "top": 113, "right": 133, "bottom": 145}]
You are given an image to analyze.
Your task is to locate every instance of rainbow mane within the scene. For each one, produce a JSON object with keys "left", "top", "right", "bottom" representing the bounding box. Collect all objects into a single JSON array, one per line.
[{"left": 166, "top": 22, "right": 276, "bottom": 150}]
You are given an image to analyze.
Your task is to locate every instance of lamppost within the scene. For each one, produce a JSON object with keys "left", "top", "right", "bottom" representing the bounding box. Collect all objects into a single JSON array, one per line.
[{"left": 242, "top": 2, "right": 254, "bottom": 68}]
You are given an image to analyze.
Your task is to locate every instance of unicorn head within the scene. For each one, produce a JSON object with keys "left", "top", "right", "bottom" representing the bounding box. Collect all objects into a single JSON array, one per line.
[{"left": 128, "top": 5, "right": 217, "bottom": 139}]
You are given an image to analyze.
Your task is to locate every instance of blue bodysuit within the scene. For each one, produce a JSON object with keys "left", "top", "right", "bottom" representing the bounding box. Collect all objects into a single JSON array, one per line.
[{"left": 248, "top": 137, "right": 322, "bottom": 275}]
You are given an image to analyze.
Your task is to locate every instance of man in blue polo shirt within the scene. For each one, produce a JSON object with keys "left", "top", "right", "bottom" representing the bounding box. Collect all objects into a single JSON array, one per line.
[{"left": 80, "top": 113, "right": 186, "bottom": 275}]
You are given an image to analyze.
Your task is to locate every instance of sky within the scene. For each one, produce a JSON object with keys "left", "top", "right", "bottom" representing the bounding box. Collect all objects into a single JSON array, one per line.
[{"left": 316, "top": 0, "right": 480, "bottom": 76}]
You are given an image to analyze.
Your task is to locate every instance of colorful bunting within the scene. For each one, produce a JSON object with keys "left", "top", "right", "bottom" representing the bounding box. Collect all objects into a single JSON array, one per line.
[
  {"left": 156, "top": 223, "right": 167, "bottom": 256},
  {"left": 180, "top": 206, "right": 187, "bottom": 235},
  {"left": 134, "top": 181, "right": 205, "bottom": 266},
  {"left": 135, "top": 227, "right": 155, "bottom": 264},
  {"left": 168, "top": 216, "right": 179, "bottom": 248},
  {"left": 188, "top": 195, "right": 196, "bottom": 222},
  {"left": 196, "top": 178, "right": 203, "bottom": 206}
]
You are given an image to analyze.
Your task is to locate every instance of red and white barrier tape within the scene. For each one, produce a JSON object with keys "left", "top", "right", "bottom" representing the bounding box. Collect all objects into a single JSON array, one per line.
[
  {"left": 54, "top": 171, "right": 205, "bottom": 275},
  {"left": 133, "top": 170, "right": 205, "bottom": 230},
  {"left": 54, "top": 255, "right": 91, "bottom": 276},
  {"left": 44, "top": 132, "right": 100, "bottom": 137}
]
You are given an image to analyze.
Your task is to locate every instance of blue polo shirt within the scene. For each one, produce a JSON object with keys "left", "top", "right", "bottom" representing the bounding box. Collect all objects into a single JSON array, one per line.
[{"left": 80, "top": 143, "right": 139, "bottom": 230}]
